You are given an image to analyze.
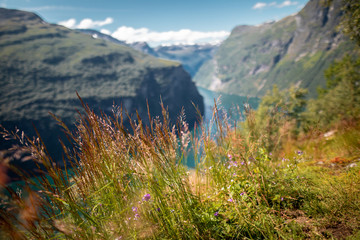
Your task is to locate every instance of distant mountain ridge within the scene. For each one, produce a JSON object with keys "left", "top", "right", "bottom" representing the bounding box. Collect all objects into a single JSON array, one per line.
[
  {"left": 153, "top": 44, "right": 219, "bottom": 77},
  {"left": 0, "top": 8, "right": 204, "bottom": 171},
  {"left": 77, "top": 29, "right": 218, "bottom": 77},
  {"left": 194, "top": 0, "right": 357, "bottom": 97}
]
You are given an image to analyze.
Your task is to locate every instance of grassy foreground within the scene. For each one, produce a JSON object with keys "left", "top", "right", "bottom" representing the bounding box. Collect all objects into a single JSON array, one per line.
[{"left": 0, "top": 98, "right": 359, "bottom": 239}]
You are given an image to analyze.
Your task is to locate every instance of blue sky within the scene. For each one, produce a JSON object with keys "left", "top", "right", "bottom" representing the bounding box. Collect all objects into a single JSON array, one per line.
[{"left": 1, "top": 0, "right": 309, "bottom": 46}]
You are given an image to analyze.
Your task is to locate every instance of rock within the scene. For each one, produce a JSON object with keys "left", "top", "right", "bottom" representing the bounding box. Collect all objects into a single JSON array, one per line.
[{"left": 346, "top": 163, "right": 358, "bottom": 169}]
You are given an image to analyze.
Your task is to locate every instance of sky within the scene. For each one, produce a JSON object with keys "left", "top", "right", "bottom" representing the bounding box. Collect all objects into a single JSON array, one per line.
[{"left": 1, "top": 0, "right": 309, "bottom": 46}]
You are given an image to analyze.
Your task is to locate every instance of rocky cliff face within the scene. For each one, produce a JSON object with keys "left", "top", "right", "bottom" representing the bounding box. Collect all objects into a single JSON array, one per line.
[
  {"left": 194, "top": 0, "right": 356, "bottom": 97},
  {"left": 0, "top": 8, "right": 204, "bottom": 172}
]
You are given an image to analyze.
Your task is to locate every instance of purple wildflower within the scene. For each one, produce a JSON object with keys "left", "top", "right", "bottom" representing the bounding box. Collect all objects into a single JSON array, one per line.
[
  {"left": 214, "top": 212, "right": 219, "bottom": 216},
  {"left": 281, "top": 197, "right": 284, "bottom": 201},
  {"left": 240, "top": 192, "right": 245, "bottom": 196},
  {"left": 156, "top": 208, "right": 161, "bottom": 212},
  {"left": 228, "top": 161, "right": 238, "bottom": 169},
  {"left": 132, "top": 207, "right": 138, "bottom": 212},
  {"left": 297, "top": 150, "right": 303, "bottom": 155},
  {"left": 134, "top": 213, "right": 140, "bottom": 219},
  {"left": 228, "top": 154, "right": 232, "bottom": 160},
  {"left": 143, "top": 193, "right": 151, "bottom": 201},
  {"left": 228, "top": 198, "right": 234, "bottom": 202}
]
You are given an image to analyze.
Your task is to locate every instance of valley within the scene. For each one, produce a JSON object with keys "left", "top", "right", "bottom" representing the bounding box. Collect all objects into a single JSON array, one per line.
[{"left": 1, "top": 0, "right": 360, "bottom": 238}]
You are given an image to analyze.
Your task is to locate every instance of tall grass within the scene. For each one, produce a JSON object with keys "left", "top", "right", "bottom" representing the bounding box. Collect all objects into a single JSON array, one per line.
[{"left": 1, "top": 98, "right": 360, "bottom": 239}]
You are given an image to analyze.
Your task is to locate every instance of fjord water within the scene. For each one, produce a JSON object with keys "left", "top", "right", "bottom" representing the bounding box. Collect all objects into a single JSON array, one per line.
[
  {"left": 197, "top": 86, "right": 259, "bottom": 125},
  {"left": 186, "top": 87, "right": 259, "bottom": 167}
]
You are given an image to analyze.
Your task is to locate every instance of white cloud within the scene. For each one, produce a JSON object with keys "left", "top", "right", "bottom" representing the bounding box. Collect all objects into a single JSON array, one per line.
[
  {"left": 269, "top": 2, "right": 277, "bottom": 6},
  {"left": 111, "top": 26, "right": 230, "bottom": 46},
  {"left": 277, "top": 1, "right": 298, "bottom": 8},
  {"left": 253, "top": 2, "right": 267, "bottom": 9},
  {"left": 58, "top": 18, "right": 76, "bottom": 28},
  {"left": 58, "top": 17, "right": 113, "bottom": 29},
  {"left": 77, "top": 17, "right": 113, "bottom": 29},
  {"left": 252, "top": 1, "right": 298, "bottom": 10},
  {"left": 100, "top": 29, "right": 111, "bottom": 35}
]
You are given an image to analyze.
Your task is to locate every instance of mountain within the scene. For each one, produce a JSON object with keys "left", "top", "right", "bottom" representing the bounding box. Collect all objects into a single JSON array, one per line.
[
  {"left": 76, "top": 28, "right": 128, "bottom": 46},
  {"left": 0, "top": 8, "right": 204, "bottom": 173},
  {"left": 194, "top": 0, "right": 357, "bottom": 97},
  {"left": 126, "top": 43, "right": 219, "bottom": 77},
  {"left": 120, "top": 42, "right": 219, "bottom": 77},
  {"left": 130, "top": 41, "right": 160, "bottom": 57},
  {"left": 154, "top": 44, "right": 218, "bottom": 77},
  {"left": 75, "top": 29, "right": 218, "bottom": 77}
]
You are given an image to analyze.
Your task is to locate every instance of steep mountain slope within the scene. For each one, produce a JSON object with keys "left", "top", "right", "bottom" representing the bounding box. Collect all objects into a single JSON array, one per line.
[
  {"left": 0, "top": 8, "right": 204, "bottom": 165},
  {"left": 194, "top": 0, "right": 357, "bottom": 97}
]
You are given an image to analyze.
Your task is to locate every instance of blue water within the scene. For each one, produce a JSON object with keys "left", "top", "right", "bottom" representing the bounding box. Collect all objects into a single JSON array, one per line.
[
  {"left": 185, "top": 87, "right": 259, "bottom": 167},
  {"left": 197, "top": 86, "right": 259, "bottom": 124}
]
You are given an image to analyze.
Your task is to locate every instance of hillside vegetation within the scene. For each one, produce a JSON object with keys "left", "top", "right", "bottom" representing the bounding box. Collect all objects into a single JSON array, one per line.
[
  {"left": 1, "top": 1, "right": 360, "bottom": 239},
  {"left": 0, "top": 8, "right": 204, "bottom": 168},
  {"left": 0, "top": 47, "right": 359, "bottom": 238},
  {"left": 0, "top": 85, "right": 359, "bottom": 239},
  {"left": 194, "top": 0, "right": 356, "bottom": 98}
]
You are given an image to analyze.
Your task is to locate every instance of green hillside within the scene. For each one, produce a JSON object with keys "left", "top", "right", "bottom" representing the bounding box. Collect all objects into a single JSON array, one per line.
[
  {"left": 194, "top": 0, "right": 357, "bottom": 97},
  {"left": 2, "top": 2, "right": 360, "bottom": 239},
  {"left": 0, "top": 8, "right": 204, "bottom": 166}
]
